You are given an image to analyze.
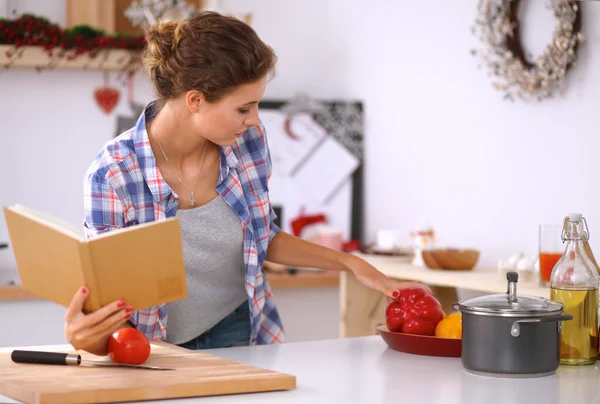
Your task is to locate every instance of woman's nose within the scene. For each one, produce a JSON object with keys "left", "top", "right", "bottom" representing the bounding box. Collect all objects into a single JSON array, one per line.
[{"left": 244, "top": 109, "right": 260, "bottom": 127}]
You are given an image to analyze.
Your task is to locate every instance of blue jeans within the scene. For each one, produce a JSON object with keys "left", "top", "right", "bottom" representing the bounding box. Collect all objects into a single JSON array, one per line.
[{"left": 177, "top": 302, "right": 251, "bottom": 350}]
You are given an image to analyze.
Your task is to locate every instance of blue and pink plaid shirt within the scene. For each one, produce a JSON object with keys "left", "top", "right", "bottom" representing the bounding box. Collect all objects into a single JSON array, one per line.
[{"left": 82, "top": 102, "right": 284, "bottom": 345}]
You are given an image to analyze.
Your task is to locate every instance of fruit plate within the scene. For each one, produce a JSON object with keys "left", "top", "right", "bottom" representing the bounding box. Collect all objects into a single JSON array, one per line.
[{"left": 376, "top": 325, "right": 462, "bottom": 358}]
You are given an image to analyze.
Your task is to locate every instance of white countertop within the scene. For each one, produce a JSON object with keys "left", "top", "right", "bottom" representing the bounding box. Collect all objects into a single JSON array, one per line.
[{"left": 2, "top": 336, "right": 599, "bottom": 404}]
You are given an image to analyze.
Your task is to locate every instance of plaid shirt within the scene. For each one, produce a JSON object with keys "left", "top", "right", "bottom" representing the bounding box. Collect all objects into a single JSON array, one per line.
[{"left": 82, "top": 102, "right": 284, "bottom": 345}]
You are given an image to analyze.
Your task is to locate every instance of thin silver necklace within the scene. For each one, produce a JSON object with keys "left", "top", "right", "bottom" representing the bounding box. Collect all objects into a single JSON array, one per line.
[{"left": 153, "top": 128, "right": 209, "bottom": 207}]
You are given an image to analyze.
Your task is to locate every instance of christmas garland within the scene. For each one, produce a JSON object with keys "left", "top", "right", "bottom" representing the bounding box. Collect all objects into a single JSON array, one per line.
[
  {"left": 0, "top": 14, "right": 145, "bottom": 71},
  {"left": 471, "top": 0, "right": 583, "bottom": 102}
]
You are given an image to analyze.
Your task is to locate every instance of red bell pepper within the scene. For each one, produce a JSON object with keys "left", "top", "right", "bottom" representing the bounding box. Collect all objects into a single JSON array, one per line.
[{"left": 385, "top": 287, "right": 444, "bottom": 336}]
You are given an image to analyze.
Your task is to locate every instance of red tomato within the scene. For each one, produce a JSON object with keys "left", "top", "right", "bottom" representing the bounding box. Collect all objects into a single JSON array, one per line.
[{"left": 107, "top": 328, "right": 151, "bottom": 365}]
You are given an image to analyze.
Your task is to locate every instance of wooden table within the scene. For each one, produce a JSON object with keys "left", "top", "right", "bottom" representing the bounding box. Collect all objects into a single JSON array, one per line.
[{"left": 340, "top": 254, "right": 548, "bottom": 338}]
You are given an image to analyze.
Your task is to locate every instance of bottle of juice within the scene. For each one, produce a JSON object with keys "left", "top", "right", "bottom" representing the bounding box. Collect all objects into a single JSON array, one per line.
[{"left": 550, "top": 213, "right": 599, "bottom": 366}]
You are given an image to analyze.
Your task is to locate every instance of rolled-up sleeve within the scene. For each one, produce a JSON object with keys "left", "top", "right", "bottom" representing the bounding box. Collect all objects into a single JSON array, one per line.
[
  {"left": 260, "top": 123, "right": 281, "bottom": 243},
  {"left": 82, "top": 170, "right": 125, "bottom": 239}
]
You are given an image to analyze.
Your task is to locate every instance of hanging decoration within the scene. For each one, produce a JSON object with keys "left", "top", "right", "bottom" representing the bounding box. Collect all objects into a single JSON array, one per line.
[
  {"left": 471, "top": 0, "right": 583, "bottom": 102},
  {"left": 280, "top": 93, "right": 364, "bottom": 160},
  {"left": 125, "top": 0, "right": 252, "bottom": 28},
  {"left": 94, "top": 71, "right": 121, "bottom": 114},
  {"left": 279, "top": 93, "right": 328, "bottom": 141},
  {"left": 124, "top": 0, "right": 199, "bottom": 28}
]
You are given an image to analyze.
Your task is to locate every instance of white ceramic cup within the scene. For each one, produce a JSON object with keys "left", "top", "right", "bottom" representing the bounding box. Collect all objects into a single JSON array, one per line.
[{"left": 376, "top": 230, "right": 397, "bottom": 251}]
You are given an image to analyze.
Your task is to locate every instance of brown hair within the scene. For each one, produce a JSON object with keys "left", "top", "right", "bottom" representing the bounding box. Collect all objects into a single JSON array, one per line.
[{"left": 142, "top": 11, "right": 277, "bottom": 108}]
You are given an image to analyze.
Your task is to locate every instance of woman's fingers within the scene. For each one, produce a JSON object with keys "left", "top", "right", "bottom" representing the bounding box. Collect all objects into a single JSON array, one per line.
[
  {"left": 64, "top": 285, "right": 89, "bottom": 322},
  {"left": 69, "top": 299, "right": 128, "bottom": 336},
  {"left": 391, "top": 280, "right": 433, "bottom": 295},
  {"left": 384, "top": 280, "right": 433, "bottom": 300},
  {"left": 381, "top": 284, "right": 401, "bottom": 300},
  {"left": 83, "top": 299, "right": 128, "bottom": 329},
  {"left": 77, "top": 308, "right": 131, "bottom": 342}
]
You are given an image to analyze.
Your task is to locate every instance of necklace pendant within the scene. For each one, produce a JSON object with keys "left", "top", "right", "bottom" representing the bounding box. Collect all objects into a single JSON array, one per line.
[{"left": 190, "top": 192, "right": 195, "bottom": 206}]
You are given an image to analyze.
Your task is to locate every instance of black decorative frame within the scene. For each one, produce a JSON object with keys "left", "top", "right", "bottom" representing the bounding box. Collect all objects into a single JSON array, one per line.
[{"left": 259, "top": 99, "right": 365, "bottom": 244}]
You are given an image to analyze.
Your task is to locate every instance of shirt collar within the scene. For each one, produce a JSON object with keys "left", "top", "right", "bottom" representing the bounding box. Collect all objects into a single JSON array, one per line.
[
  {"left": 132, "top": 102, "right": 172, "bottom": 203},
  {"left": 133, "top": 101, "right": 241, "bottom": 202},
  {"left": 221, "top": 143, "right": 241, "bottom": 170}
]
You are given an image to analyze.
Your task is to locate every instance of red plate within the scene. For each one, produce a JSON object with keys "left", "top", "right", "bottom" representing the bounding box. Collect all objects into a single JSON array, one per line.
[{"left": 376, "top": 325, "right": 462, "bottom": 357}]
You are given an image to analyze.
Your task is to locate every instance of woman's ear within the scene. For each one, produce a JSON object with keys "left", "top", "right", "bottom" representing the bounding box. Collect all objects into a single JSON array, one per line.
[{"left": 184, "top": 90, "right": 205, "bottom": 113}]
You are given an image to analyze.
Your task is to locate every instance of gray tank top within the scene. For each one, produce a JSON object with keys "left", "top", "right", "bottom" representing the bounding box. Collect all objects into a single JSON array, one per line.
[{"left": 165, "top": 195, "right": 248, "bottom": 345}]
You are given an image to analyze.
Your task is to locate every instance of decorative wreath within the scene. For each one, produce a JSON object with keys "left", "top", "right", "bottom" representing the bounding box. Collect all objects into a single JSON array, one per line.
[{"left": 471, "top": 0, "right": 583, "bottom": 102}]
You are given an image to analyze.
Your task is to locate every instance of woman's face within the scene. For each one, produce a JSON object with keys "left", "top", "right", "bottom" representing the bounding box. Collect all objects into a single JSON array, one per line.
[{"left": 189, "top": 76, "right": 267, "bottom": 146}]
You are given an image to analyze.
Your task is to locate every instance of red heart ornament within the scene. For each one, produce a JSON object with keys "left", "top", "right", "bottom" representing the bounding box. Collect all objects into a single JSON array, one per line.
[{"left": 94, "top": 87, "right": 120, "bottom": 114}]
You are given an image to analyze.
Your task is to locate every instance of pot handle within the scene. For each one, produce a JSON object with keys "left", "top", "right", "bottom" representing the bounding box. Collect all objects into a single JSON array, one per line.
[
  {"left": 510, "top": 314, "right": 573, "bottom": 337},
  {"left": 537, "top": 314, "right": 573, "bottom": 323},
  {"left": 452, "top": 302, "right": 460, "bottom": 311}
]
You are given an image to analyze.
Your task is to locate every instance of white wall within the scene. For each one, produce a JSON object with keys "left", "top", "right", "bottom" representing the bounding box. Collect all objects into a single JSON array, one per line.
[
  {"left": 2, "top": 0, "right": 600, "bottom": 344},
  {"left": 4, "top": 0, "right": 600, "bottom": 270},
  {"left": 234, "top": 0, "right": 600, "bottom": 269}
]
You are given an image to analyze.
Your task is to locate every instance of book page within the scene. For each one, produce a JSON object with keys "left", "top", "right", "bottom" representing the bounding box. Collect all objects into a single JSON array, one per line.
[
  {"left": 88, "top": 216, "right": 187, "bottom": 311},
  {"left": 7, "top": 205, "right": 82, "bottom": 239},
  {"left": 3, "top": 205, "right": 87, "bottom": 309}
]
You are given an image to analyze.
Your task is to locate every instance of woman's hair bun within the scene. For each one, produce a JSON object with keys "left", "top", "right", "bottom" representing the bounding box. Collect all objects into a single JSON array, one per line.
[
  {"left": 141, "top": 12, "right": 276, "bottom": 106},
  {"left": 143, "top": 20, "right": 186, "bottom": 70}
]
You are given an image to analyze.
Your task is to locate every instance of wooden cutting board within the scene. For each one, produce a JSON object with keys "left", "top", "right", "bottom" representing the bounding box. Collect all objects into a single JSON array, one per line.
[{"left": 0, "top": 342, "right": 296, "bottom": 404}]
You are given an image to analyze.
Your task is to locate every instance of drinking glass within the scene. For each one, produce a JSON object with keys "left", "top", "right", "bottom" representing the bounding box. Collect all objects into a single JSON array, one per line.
[{"left": 539, "top": 224, "right": 564, "bottom": 287}]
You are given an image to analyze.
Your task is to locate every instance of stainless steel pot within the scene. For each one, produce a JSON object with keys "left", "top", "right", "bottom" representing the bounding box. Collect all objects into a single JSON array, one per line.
[{"left": 453, "top": 271, "right": 573, "bottom": 378}]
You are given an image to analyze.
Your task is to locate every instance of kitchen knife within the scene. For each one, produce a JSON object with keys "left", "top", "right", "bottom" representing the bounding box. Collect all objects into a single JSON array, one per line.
[{"left": 11, "top": 350, "right": 174, "bottom": 370}]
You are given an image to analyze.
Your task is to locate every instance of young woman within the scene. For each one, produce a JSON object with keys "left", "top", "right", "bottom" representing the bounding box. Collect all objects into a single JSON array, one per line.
[{"left": 63, "top": 11, "right": 430, "bottom": 355}]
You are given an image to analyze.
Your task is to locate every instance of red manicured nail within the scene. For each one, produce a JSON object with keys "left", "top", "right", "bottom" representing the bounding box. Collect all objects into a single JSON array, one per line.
[
  {"left": 81, "top": 287, "right": 88, "bottom": 294},
  {"left": 117, "top": 300, "right": 126, "bottom": 307},
  {"left": 393, "top": 290, "right": 400, "bottom": 299},
  {"left": 125, "top": 314, "right": 131, "bottom": 320},
  {"left": 125, "top": 306, "right": 133, "bottom": 313}
]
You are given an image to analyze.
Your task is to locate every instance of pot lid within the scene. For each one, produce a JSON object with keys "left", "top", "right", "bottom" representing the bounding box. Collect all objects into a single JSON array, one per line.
[
  {"left": 456, "top": 271, "right": 564, "bottom": 316},
  {"left": 457, "top": 293, "right": 563, "bottom": 315}
]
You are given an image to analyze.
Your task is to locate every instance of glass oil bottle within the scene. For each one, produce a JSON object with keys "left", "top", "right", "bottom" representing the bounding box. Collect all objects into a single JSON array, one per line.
[{"left": 550, "top": 213, "right": 598, "bottom": 366}]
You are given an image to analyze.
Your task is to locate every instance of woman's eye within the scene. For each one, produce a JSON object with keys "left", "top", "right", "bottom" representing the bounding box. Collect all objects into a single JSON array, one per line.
[{"left": 238, "top": 108, "right": 250, "bottom": 114}]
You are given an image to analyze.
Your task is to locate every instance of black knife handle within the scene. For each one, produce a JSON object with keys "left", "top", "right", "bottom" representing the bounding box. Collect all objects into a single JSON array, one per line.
[{"left": 11, "top": 350, "right": 80, "bottom": 366}]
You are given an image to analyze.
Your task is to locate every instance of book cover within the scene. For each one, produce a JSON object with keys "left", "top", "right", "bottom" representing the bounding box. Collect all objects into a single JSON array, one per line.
[{"left": 3, "top": 205, "right": 188, "bottom": 313}]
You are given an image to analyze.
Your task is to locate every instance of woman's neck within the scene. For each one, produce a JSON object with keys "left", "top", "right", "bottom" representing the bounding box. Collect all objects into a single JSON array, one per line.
[{"left": 148, "top": 103, "right": 208, "bottom": 169}]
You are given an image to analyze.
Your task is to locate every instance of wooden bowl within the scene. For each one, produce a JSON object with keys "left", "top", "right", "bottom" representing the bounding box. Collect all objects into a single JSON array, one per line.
[
  {"left": 422, "top": 248, "right": 479, "bottom": 271},
  {"left": 376, "top": 325, "right": 462, "bottom": 357}
]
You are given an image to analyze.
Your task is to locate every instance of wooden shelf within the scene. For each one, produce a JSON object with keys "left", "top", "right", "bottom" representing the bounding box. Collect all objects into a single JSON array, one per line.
[
  {"left": 0, "top": 45, "right": 141, "bottom": 72},
  {"left": 266, "top": 270, "right": 339, "bottom": 289}
]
